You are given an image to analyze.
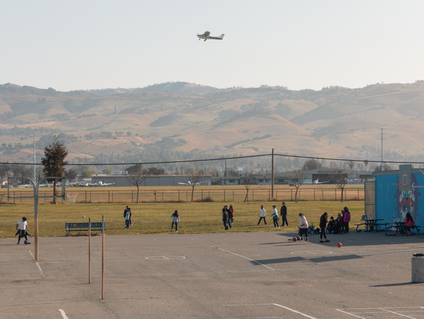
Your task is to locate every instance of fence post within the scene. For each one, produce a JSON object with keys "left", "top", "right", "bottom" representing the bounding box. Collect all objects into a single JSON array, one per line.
[
  {"left": 178, "top": 190, "right": 180, "bottom": 201},
  {"left": 291, "top": 189, "right": 292, "bottom": 201},
  {"left": 322, "top": 189, "right": 324, "bottom": 200},
  {"left": 155, "top": 191, "right": 157, "bottom": 203},
  {"left": 85, "top": 191, "right": 87, "bottom": 203},
  {"left": 132, "top": 190, "right": 133, "bottom": 203},
  {"left": 314, "top": 189, "right": 316, "bottom": 201},
  {"left": 202, "top": 190, "right": 203, "bottom": 200},
  {"left": 162, "top": 191, "right": 164, "bottom": 202},
  {"left": 224, "top": 189, "right": 226, "bottom": 202},
  {"left": 253, "top": 189, "right": 254, "bottom": 201},
  {"left": 233, "top": 190, "right": 234, "bottom": 201},
  {"left": 335, "top": 189, "right": 336, "bottom": 201},
  {"left": 269, "top": 189, "right": 270, "bottom": 201},
  {"left": 358, "top": 188, "right": 359, "bottom": 200}
]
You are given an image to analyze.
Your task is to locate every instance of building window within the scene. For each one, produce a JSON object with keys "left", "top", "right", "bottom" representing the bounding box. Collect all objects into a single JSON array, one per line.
[{"left": 229, "top": 179, "right": 235, "bottom": 183}]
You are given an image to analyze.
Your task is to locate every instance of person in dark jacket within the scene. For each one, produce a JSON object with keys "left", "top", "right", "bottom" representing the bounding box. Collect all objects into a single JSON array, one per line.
[
  {"left": 280, "top": 202, "right": 288, "bottom": 226},
  {"left": 319, "top": 212, "right": 330, "bottom": 243},
  {"left": 222, "top": 205, "right": 232, "bottom": 230},
  {"left": 326, "top": 216, "right": 336, "bottom": 233}
]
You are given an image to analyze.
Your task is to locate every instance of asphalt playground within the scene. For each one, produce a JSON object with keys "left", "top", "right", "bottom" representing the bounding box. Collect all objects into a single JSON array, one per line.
[{"left": 1, "top": 229, "right": 424, "bottom": 319}]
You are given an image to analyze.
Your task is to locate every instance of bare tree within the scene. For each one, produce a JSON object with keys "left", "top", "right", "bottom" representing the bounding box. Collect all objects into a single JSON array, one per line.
[
  {"left": 188, "top": 172, "right": 203, "bottom": 202},
  {"left": 288, "top": 169, "right": 306, "bottom": 202},
  {"left": 126, "top": 168, "right": 148, "bottom": 204},
  {"left": 243, "top": 178, "right": 252, "bottom": 202},
  {"left": 329, "top": 164, "right": 348, "bottom": 202}
]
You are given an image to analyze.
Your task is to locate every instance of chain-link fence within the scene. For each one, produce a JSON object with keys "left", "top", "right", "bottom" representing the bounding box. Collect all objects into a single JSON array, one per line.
[{"left": 1, "top": 187, "right": 364, "bottom": 204}]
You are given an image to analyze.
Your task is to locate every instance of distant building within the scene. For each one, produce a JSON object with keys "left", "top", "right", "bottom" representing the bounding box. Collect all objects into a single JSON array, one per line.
[{"left": 91, "top": 174, "right": 212, "bottom": 187}]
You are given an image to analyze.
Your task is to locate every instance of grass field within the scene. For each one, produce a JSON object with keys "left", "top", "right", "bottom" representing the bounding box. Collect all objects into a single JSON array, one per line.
[
  {"left": 0, "top": 200, "right": 364, "bottom": 238},
  {"left": 0, "top": 184, "right": 365, "bottom": 204}
]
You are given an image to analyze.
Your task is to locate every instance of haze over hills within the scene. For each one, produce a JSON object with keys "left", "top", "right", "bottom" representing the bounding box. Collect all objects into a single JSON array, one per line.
[{"left": 1, "top": 81, "right": 424, "bottom": 167}]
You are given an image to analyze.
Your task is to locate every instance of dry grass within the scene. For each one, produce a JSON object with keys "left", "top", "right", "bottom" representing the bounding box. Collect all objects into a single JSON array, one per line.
[{"left": 0, "top": 200, "right": 364, "bottom": 238}]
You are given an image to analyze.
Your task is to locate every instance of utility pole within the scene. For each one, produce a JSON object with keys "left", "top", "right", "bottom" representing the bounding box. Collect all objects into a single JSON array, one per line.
[
  {"left": 271, "top": 148, "right": 274, "bottom": 199},
  {"left": 381, "top": 128, "right": 384, "bottom": 171},
  {"left": 33, "top": 136, "right": 36, "bottom": 183}
]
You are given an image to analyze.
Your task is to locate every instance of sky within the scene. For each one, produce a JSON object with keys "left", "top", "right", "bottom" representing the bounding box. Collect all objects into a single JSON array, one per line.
[{"left": 2, "top": 0, "right": 424, "bottom": 92}]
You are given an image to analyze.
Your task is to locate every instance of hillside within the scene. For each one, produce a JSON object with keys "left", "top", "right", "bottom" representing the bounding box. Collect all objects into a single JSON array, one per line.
[{"left": 0, "top": 81, "right": 424, "bottom": 165}]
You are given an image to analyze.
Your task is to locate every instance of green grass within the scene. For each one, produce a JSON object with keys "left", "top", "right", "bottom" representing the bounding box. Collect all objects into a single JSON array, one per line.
[{"left": 0, "top": 200, "right": 364, "bottom": 238}]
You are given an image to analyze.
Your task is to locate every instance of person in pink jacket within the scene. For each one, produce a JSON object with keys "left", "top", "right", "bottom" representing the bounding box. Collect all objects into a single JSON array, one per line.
[
  {"left": 405, "top": 212, "right": 414, "bottom": 234},
  {"left": 343, "top": 207, "right": 351, "bottom": 233},
  {"left": 298, "top": 213, "right": 309, "bottom": 241}
]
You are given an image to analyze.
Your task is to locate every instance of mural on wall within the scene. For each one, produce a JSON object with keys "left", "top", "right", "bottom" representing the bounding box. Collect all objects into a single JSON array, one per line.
[{"left": 394, "top": 173, "right": 421, "bottom": 222}]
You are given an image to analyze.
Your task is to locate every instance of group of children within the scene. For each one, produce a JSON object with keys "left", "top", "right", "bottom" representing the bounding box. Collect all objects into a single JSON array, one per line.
[
  {"left": 257, "top": 202, "right": 289, "bottom": 228},
  {"left": 297, "top": 207, "right": 351, "bottom": 242}
]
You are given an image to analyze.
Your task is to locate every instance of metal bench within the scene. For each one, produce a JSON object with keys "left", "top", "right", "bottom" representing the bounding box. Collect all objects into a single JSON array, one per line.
[{"left": 65, "top": 222, "right": 104, "bottom": 233}]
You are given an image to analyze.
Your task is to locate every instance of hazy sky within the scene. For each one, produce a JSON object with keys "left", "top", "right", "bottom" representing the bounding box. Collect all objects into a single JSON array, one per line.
[{"left": 2, "top": 0, "right": 423, "bottom": 91}]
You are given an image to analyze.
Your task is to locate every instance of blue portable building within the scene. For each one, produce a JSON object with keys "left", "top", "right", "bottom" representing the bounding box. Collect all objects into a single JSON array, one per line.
[{"left": 372, "top": 164, "right": 423, "bottom": 228}]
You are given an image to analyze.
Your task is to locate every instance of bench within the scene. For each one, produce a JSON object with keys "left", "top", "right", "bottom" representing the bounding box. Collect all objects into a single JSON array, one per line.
[
  {"left": 65, "top": 222, "right": 104, "bottom": 233},
  {"left": 385, "top": 223, "right": 420, "bottom": 236},
  {"left": 355, "top": 222, "right": 387, "bottom": 232}
]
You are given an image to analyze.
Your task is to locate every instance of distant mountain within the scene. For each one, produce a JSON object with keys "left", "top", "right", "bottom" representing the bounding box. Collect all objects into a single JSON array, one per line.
[
  {"left": 86, "top": 82, "right": 219, "bottom": 96},
  {"left": 0, "top": 81, "right": 423, "bottom": 164}
]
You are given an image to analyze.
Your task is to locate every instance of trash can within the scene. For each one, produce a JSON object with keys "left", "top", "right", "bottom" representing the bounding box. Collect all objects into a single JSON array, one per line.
[{"left": 412, "top": 253, "right": 424, "bottom": 283}]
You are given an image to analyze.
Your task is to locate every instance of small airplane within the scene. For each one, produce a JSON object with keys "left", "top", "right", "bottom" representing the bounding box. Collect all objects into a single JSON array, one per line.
[
  {"left": 178, "top": 181, "right": 196, "bottom": 186},
  {"left": 313, "top": 179, "right": 330, "bottom": 184},
  {"left": 197, "top": 31, "right": 225, "bottom": 41},
  {"left": 90, "top": 181, "right": 115, "bottom": 187}
]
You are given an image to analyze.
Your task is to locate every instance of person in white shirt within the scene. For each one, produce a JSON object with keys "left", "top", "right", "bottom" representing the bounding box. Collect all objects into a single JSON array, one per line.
[
  {"left": 171, "top": 210, "right": 180, "bottom": 232},
  {"left": 16, "top": 217, "right": 30, "bottom": 245},
  {"left": 272, "top": 205, "right": 280, "bottom": 228},
  {"left": 257, "top": 205, "right": 267, "bottom": 225},
  {"left": 298, "top": 213, "right": 309, "bottom": 241}
]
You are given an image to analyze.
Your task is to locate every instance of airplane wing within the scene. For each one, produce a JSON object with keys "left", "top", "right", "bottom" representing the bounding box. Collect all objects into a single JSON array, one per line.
[{"left": 203, "top": 31, "right": 210, "bottom": 36}]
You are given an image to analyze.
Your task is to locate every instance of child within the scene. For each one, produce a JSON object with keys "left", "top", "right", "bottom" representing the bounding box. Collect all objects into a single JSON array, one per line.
[
  {"left": 319, "top": 212, "right": 330, "bottom": 243},
  {"left": 16, "top": 217, "right": 30, "bottom": 245},
  {"left": 171, "top": 210, "right": 180, "bottom": 232},
  {"left": 272, "top": 205, "right": 280, "bottom": 228},
  {"left": 299, "top": 213, "right": 309, "bottom": 241}
]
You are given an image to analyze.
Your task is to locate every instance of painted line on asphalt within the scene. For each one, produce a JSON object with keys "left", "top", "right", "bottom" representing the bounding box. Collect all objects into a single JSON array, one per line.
[
  {"left": 380, "top": 308, "right": 418, "bottom": 318},
  {"left": 225, "top": 303, "right": 317, "bottom": 318},
  {"left": 272, "top": 303, "right": 318, "bottom": 319},
  {"left": 59, "top": 309, "right": 69, "bottom": 319},
  {"left": 217, "top": 247, "right": 275, "bottom": 271},
  {"left": 336, "top": 309, "right": 366, "bottom": 318},
  {"left": 28, "top": 250, "right": 45, "bottom": 278}
]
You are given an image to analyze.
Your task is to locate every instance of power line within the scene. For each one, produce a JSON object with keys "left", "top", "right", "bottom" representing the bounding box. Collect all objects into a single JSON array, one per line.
[{"left": 1, "top": 152, "right": 424, "bottom": 166}]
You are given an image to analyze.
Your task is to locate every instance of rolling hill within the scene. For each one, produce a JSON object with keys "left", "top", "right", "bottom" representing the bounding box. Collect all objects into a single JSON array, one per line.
[{"left": 0, "top": 81, "right": 424, "bottom": 164}]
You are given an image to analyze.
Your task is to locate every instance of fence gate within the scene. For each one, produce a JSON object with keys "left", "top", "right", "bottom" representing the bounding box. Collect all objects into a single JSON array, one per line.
[{"left": 364, "top": 181, "right": 375, "bottom": 219}]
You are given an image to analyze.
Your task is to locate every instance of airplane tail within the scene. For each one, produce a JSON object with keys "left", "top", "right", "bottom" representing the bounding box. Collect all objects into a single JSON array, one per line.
[{"left": 219, "top": 34, "right": 225, "bottom": 39}]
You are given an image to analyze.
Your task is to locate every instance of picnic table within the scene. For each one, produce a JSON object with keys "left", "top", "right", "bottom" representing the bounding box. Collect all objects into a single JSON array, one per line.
[
  {"left": 355, "top": 219, "right": 386, "bottom": 232},
  {"left": 385, "top": 221, "right": 421, "bottom": 236}
]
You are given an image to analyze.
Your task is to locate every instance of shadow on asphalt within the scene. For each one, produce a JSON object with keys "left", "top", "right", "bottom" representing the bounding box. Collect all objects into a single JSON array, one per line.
[
  {"left": 251, "top": 254, "right": 363, "bottom": 266},
  {"left": 370, "top": 282, "right": 424, "bottom": 287}
]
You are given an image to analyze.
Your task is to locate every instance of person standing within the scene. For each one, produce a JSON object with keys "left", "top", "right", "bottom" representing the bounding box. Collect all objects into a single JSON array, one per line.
[
  {"left": 257, "top": 205, "right": 267, "bottom": 225},
  {"left": 405, "top": 212, "right": 414, "bottom": 234},
  {"left": 229, "top": 205, "right": 234, "bottom": 224},
  {"left": 124, "top": 205, "right": 129, "bottom": 226},
  {"left": 343, "top": 207, "right": 350, "bottom": 233},
  {"left": 298, "top": 213, "right": 309, "bottom": 241},
  {"left": 272, "top": 205, "right": 280, "bottom": 228},
  {"left": 222, "top": 205, "right": 232, "bottom": 230},
  {"left": 125, "top": 209, "right": 131, "bottom": 229},
  {"left": 171, "top": 210, "right": 180, "bottom": 232},
  {"left": 319, "top": 212, "right": 330, "bottom": 243},
  {"left": 280, "top": 202, "right": 288, "bottom": 226},
  {"left": 16, "top": 217, "right": 30, "bottom": 245}
]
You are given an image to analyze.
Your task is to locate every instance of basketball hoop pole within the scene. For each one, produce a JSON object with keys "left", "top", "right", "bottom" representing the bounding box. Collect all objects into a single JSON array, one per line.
[{"left": 7, "top": 173, "right": 66, "bottom": 262}]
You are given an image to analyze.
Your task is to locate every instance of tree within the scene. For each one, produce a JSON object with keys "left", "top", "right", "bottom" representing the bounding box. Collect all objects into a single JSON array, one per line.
[
  {"left": 302, "top": 159, "right": 323, "bottom": 171},
  {"left": 145, "top": 167, "right": 166, "bottom": 175},
  {"left": 329, "top": 164, "right": 348, "bottom": 202},
  {"left": 348, "top": 160, "right": 355, "bottom": 170},
  {"left": 126, "top": 164, "right": 147, "bottom": 204},
  {"left": 374, "top": 164, "right": 392, "bottom": 172},
  {"left": 288, "top": 169, "right": 306, "bottom": 202},
  {"left": 41, "top": 136, "right": 68, "bottom": 204},
  {"left": 243, "top": 178, "right": 252, "bottom": 202},
  {"left": 188, "top": 172, "right": 203, "bottom": 202},
  {"left": 67, "top": 169, "right": 78, "bottom": 181}
]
